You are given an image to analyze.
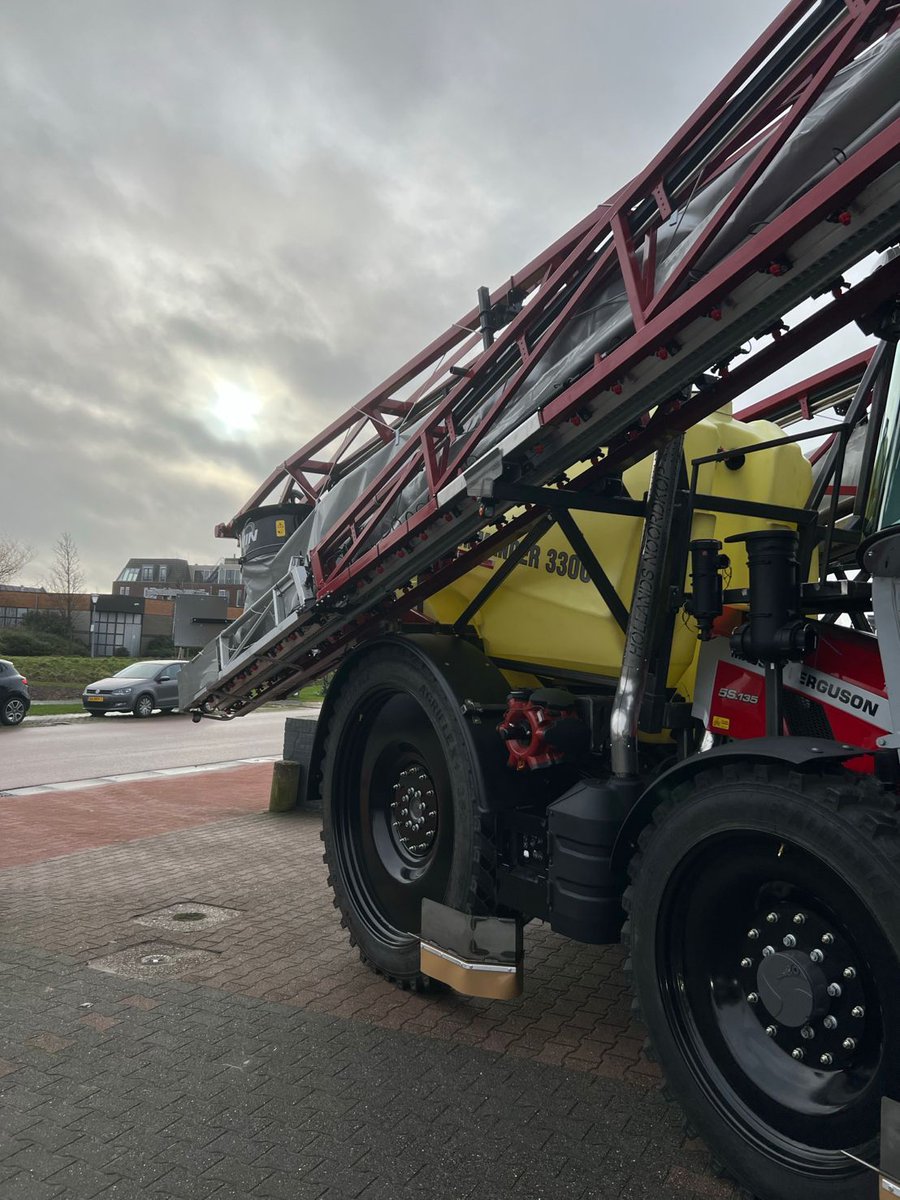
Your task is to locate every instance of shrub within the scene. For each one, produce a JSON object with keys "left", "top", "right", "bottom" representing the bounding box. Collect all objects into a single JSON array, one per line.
[
  {"left": 21, "top": 611, "right": 71, "bottom": 638},
  {"left": 144, "top": 635, "right": 177, "bottom": 658},
  {"left": 0, "top": 629, "right": 85, "bottom": 657}
]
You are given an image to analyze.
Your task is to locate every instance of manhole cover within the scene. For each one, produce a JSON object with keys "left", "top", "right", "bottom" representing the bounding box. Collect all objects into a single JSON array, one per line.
[
  {"left": 132, "top": 902, "right": 240, "bottom": 933},
  {"left": 89, "top": 942, "right": 219, "bottom": 980}
]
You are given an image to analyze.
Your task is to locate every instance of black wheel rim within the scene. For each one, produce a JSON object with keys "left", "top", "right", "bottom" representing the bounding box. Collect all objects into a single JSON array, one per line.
[
  {"left": 331, "top": 689, "right": 454, "bottom": 944},
  {"left": 658, "top": 830, "right": 899, "bottom": 1177}
]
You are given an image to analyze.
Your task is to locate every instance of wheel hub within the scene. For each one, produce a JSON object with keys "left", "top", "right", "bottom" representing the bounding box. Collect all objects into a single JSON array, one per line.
[
  {"left": 742, "top": 905, "right": 868, "bottom": 1069},
  {"left": 756, "top": 950, "right": 828, "bottom": 1027},
  {"left": 389, "top": 765, "right": 438, "bottom": 860}
]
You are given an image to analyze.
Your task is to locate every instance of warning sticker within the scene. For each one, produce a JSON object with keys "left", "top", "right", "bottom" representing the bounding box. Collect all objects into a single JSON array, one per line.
[
  {"left": 712, "top": 715, "right": 731, "bottom": 731},
  {"left": 275, "top": 519, "right": 286, "bottom": 537}
]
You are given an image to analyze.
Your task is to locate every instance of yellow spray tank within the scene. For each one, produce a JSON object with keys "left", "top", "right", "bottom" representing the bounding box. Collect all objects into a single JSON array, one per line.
[{"left": 424, "top": 406, "right": 812, "bottom": 703}]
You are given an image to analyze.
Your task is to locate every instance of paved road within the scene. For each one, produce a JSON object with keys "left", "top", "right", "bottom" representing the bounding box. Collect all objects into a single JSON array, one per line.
[{"left": 0, "top": 709, "right": 301, "bottom": 790}]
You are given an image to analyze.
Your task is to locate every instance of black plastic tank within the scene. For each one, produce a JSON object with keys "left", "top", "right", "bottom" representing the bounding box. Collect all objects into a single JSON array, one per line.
[{"left": 232, "top": 504, "right": 308, "bottom": 566}]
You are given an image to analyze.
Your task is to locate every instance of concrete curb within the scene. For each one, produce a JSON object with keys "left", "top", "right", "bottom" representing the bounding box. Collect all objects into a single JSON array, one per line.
[{"left": 24, "top": 712, "right": 92, "bottom": 728}]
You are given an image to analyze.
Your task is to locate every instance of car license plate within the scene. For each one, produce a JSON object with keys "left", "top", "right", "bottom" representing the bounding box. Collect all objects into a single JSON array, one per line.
[{"left": 87, "top": 696, "right": 105, "bottom": 703}]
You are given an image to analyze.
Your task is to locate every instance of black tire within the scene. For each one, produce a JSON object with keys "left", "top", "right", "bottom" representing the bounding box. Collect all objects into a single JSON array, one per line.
[
  {"left": 320, "top": 643, "right": 500, "bottom": 989},
  {"left": 624, "top": 764, "right": 900, "bottom": 1200},
  {"left": 132, "top": 693, "right": 154, "bottom": 718},
  {"left": 0, "top": 696, "right": 27, "bottom": 726}
]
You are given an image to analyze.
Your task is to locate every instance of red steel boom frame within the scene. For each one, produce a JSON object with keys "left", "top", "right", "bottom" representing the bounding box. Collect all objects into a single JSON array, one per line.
[{"left": 192, "top": 0, "right": 900, "bottom": 716}]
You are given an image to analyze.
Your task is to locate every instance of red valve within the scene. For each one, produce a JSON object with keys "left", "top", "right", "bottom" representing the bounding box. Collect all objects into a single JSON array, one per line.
[{"left": 497, "top": 689, "right": 582, "bottom": 770}]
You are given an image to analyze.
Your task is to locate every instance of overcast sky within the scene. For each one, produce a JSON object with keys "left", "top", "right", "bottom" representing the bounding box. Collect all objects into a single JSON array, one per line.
[{"left": 1, "top": 0, "right": 872, "bottom": 591}]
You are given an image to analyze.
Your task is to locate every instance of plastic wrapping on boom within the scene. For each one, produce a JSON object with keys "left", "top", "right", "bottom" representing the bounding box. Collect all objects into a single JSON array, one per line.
[{"left": 241, "top": 29, "right": 898, "bottom": 615}]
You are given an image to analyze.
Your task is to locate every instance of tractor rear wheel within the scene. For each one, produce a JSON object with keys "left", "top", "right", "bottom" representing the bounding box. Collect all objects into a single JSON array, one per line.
[
  {"left": 624, "top": 765, "right": 900, "bottom": 1200},
  {"left": 628, "top": 768, "right": 900, "bottom": 1200},
  {"left": 320, "top": 643, "right": 500, "bottom": 989}
]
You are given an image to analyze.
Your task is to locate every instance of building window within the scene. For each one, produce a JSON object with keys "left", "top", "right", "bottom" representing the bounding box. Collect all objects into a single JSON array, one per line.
[
  {"left": 120, "top": 587, "right": 130, "bottom": 596},
  {"left": 0, "top": 606, "right": 28, "bottom": 627},
  {"left": 159, "top": 565, "right": 168, "bottom": 583},
  {"left": 141, "top": 565, "right": 154, "bottom": 582},
  {"left": 224, "top": 569, "right": 240, "bottom": 585},
  {"left": 91, "top": 610, "right": 142, "bottom": 657},
  {"left": 118, "top": 566, "right": 139, "bottom": 582}
]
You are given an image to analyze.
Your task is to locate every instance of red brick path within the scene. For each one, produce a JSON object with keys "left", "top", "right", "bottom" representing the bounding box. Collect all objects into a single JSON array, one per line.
[{"left": 0, "top": 763, "right": 271, "bottom": 868}]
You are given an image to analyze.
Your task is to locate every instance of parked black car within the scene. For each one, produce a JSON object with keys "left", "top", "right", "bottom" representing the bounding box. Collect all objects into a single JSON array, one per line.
[{"left": 0, "top": 659, "right": 31, "bottom": 727}]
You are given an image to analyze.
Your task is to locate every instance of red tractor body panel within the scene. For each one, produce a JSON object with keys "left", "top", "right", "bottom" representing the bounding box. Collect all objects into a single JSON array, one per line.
[{"left": 697, "top": 624, "right": 889, "bottom": 770}]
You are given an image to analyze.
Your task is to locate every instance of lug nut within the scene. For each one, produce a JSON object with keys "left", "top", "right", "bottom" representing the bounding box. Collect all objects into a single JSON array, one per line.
[
  {"left": 827, "top": 983, "right": 842, "bottom": 999},
  {"left": 740, "top": 957, "right": 753, "bottom": 969},
  {"left": 763, "top": 945, "right": 775, "bottom": 958},
  {"left": 747, "top": 992, "right": 759, "bottom": 1005},
  {"left": 791, "top": 1048, "right": 805, "bottom": 1061},
  {"left": 821, "top": 933, "right": 834, "bottom": 945},
  {"left": 843, "top": 967, "right": 856, "bottom": 980},
  {"left": 783, "top": 934, "right": 797, "bottom": 948},
  {"left": 842, "top": 1038, "right": 857, "bottom": 1052},
  {"left": 851, "top": 1006, "right": 864, "bottom": 1019},
  {"left": 810, "top": 949, "right": 825, "bottom": 963},
  {"left": 793, "top": 913, "right": 806, "bottom": 925},
  {"left": 801, "top": 1025, "right": 814, "bottom": 1040},
  {"left": 766, "top": 1025, "right": 778, "bottom": 1037},
  {"left": 820, "top": 1053, "right": 833, "bottom": 1066},
  {"left": 766, "top": 912, "right": 779, "bottom": 924},
  {"left": 824, "top": 1016, "right": 838, "bottom": 1031},
  {"left": 748, "top": 928, "right": 760, "bottom": 940}
]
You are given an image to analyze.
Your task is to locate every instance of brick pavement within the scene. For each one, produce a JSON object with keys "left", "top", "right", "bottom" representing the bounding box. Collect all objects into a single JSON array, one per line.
[
  {"left": 0, "top": 765, "right": 740, "bottom": 1199},
  {"left": 0, "top": 765, "right": 270, "bottom": 869}
]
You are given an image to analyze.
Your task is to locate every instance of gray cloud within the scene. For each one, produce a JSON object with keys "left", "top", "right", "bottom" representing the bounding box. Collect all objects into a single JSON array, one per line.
[{"left": 5, "top": 0, "right": 862, "bottom": 590}]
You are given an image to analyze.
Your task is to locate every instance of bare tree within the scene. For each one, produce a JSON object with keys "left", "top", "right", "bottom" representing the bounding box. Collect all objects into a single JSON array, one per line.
[
  {"left": 46, "top": 531, "right": 86, "bottom": 633},
  {"left": 0, "top": 535, "right": 34, "bottom": 587}
]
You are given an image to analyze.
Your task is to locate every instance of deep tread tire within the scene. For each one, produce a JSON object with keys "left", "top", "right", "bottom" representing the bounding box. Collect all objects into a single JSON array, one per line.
[
  {"left": 320, "top": 643, "right": 500, "bottom": 990},
  {"left": 623, "top": 765, "right": 900, "bottom": 1200}
]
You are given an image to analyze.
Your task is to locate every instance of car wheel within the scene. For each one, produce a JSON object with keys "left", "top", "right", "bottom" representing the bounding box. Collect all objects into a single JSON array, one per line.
[
  {"left": 0, "top": 696, "right": 27, "bottom": 726},
  {"left": 133, "top": 694, "right": 155, "bottom": 718}
]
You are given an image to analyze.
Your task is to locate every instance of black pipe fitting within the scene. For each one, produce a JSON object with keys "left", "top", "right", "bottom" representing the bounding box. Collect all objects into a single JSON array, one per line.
[{"left": 726, "top": 529, "right": 816, "bottom": 663}]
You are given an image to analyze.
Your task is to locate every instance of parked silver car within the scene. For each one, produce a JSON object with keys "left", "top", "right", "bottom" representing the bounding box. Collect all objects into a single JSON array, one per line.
[{"left": 82, "top": 660, "right": 188, "bottom": 718}]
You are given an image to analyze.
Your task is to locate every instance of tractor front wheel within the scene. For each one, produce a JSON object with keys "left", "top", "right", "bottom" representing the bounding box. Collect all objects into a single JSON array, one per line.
[
  {"left": 320, "top": 643, "right": 500, "bottom": 989},
  {"left": 625, "top": 765, "right": 900, "bottom": 1200}
]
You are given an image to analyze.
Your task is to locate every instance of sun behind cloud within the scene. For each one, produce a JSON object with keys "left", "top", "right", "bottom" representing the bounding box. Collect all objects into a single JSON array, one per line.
[{"left": 210, "top": 378, "right": 262, "bottom": 436}]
